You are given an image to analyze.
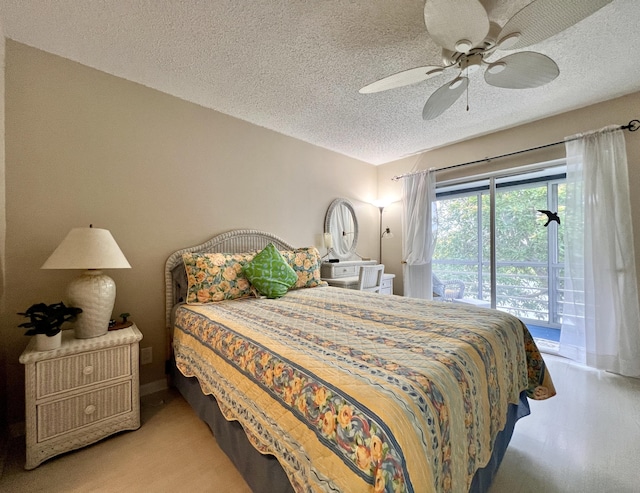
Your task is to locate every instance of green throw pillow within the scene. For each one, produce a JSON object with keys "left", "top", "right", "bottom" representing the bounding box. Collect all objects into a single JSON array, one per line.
[{"left": 243, "top": 243, "right": 298, "bottom": 298}]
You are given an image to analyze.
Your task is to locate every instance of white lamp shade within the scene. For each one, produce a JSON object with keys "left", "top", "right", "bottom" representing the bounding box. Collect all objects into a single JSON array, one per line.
[{"left": 41, "top": 227, "right": 131, "bottom": 270}]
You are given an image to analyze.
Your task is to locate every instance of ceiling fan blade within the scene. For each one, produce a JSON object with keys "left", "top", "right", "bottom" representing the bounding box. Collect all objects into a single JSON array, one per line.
[
  {"left": 497, "top": 0, "right": 613, "bottom": 50},
  {"left": 422, "top": 77, "right": 469, "bottom": 120},
  {"left": 359, "top": 66, "right": 446, "bottom": 94},
  {"left": 424, "top": 0, "right": 490, "bottom": 53},
  {"left": 484, "top": 52, "right": 559, "bottom": 89}
]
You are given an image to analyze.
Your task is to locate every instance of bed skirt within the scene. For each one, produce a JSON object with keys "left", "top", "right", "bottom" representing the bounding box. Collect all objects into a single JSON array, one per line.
[{"left": 171, "top": 361, "right": 530, "bottom": 493}]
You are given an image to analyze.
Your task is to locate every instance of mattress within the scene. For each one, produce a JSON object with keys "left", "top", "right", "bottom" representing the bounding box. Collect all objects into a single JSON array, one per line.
[{"left": 172, "top": 286, "right": 554, "bottom": 493}]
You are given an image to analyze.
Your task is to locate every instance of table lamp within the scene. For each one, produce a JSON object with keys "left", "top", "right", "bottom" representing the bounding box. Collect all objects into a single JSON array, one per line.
[{"left": 41, "top": 225, "right": 131, "bottom": 339}]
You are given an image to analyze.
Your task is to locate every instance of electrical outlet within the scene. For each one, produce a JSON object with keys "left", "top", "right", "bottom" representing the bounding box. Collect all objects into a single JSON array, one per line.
[{"left": 141, "top": 347, "right": 153, "bottom": 365}]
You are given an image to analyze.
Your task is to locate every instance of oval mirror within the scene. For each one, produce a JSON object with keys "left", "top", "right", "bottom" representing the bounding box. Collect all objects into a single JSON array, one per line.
[{"left": 324, "top": 198, "right": 359, "bottom": 260}]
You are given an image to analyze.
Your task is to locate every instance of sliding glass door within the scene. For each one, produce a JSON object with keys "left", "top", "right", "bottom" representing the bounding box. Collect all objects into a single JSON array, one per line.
[{"left": 433, "top": 165, "right": 565, "bottom": 341}]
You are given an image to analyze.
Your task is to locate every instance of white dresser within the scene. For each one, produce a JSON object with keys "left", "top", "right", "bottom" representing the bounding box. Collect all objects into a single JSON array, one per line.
[
  {"left": 321, "top": 260, "right": 395, "bottom": 295},
  {"left": 19, "top": 324, "right": 143, "bottom": 469}
]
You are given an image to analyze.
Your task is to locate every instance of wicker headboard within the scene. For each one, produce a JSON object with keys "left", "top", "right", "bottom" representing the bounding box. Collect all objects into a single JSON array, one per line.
[{"left": 164, "top": 229, "right": 296, "bottom": 328}]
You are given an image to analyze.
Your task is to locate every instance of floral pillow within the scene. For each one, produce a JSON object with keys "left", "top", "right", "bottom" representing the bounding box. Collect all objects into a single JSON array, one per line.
[
  {"left": 280, "top": 247, "right": 327, "bottom": 289},
  {"left": 182, "top": 252, "right": 255, "bottom": 303}
]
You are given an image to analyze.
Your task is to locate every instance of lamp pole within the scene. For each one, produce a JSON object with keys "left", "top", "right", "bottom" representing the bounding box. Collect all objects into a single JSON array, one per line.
[{"left": 379, "top": 206, "right": 384, "bottom": 263}]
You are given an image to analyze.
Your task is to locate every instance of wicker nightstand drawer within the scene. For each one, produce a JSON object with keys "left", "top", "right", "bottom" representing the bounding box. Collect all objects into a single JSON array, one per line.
[
  {"left": 36, "top": 346, "right": 131, "bottom": 399},
  {"left": 37, "top": 381, "right": 132, "bottom": 441}
]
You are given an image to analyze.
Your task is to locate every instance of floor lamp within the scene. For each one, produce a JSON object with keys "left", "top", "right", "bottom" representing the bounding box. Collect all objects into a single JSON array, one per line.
[{"left": 374, "top": 201, "right": 394, "bottom": 263}]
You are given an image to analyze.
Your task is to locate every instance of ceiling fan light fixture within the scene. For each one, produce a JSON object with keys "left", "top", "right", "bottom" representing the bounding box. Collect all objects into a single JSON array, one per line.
[
  {"left": 496, "top": 32, "right": 521, "bottom": 50},
  {"left": 487, "top": 62, "right": 506, "bottom": 75},
  {"left": 454, "top": 39, "right": 473, "bottom": 53}
]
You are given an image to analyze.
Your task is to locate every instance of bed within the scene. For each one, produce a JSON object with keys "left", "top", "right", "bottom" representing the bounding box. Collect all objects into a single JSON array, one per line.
[{"left": 165, "top": 229, "right": 555, "bottom": 493}]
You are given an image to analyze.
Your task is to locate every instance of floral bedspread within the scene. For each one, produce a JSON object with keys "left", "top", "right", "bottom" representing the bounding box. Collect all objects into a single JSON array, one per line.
[{"left": 173, "top": 286, "right": 555, "bottom": 493}]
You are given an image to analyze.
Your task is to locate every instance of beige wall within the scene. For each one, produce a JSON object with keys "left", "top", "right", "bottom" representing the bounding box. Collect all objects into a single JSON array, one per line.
[
  {"left": 2, "top": 41, "right": 378, "bottom": 424},
  {"left": 377, "top": 91, "right": 640, "bottom": 297}
]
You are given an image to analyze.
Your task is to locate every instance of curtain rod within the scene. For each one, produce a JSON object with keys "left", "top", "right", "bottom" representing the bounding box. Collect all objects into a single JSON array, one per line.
[{"left": 392, "top": 119, "right": 640, "bottom": 181}]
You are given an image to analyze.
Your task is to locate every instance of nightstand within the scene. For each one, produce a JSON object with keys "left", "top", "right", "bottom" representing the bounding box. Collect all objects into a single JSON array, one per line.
[{"left": 19, "top": 324, "right": 143, "bottom": 469}]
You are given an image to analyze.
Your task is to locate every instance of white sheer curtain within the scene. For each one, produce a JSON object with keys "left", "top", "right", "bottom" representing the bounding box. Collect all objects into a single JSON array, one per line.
[
  {"left": 401, "top": 170, "right": 437, "bottom": 299},
  {"left": 560, "top": 126, "right": 640, "bottom": 377}
]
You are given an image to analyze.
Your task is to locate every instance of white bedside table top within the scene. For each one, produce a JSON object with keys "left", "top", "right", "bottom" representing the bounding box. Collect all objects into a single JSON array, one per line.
[{"left": 19, "top": 324, "right": 143, "bottom": 364}]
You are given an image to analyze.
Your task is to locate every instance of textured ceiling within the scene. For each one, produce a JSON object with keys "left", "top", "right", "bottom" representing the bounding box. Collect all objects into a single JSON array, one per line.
[{"left": 1, "top": 0, "right": 639, "bottom": 165}]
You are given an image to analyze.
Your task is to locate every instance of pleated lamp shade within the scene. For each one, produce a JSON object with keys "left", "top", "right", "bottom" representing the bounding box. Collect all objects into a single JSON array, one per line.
[{"left": 42, "top": 226, "right": 131, "bottom": 339}]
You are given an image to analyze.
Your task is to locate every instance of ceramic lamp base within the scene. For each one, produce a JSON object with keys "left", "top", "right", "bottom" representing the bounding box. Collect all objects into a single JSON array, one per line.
[{"left": 68, "top": 270, "right": 116, "bottom": 339}]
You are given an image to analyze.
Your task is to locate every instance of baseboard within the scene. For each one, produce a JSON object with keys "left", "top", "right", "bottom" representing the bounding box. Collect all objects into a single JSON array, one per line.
[{"left": 140, "top": 379, "right": 168, "bottom": 396}]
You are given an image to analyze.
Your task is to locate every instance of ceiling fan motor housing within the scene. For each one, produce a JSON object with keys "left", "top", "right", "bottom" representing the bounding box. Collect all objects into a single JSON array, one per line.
[{"left": 460, "top": 53, "right": 484, "bottom": 75}]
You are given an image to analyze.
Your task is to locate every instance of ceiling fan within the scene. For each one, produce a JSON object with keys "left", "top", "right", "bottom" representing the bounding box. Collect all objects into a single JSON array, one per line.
[{"left": 359, "top": 0, "right": 613, "bottom": 120}]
